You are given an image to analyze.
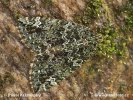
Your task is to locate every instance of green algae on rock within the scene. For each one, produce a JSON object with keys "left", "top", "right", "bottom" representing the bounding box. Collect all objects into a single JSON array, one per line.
[{"left": 18, "top": 17, "right": 98, "bottom": 92}]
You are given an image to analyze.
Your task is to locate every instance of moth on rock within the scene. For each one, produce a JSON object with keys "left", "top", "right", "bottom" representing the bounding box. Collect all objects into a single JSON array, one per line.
[{"left": 18, "top": 16, "right": 98, "bottom": 92}]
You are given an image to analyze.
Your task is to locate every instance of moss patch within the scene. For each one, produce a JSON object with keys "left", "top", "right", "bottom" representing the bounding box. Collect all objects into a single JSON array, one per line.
[
  {"left": 74, "top": 0, "right": 102, "bottom": 25},
  {"left": 0, "top": 72, "right": 15, "bottom": 93},
  {"left": 74, "top": 0, "right": 129, "bottom": 60}
]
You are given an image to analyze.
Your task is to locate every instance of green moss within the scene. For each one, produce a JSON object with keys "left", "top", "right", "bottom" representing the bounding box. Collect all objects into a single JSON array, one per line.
[
  {"left": 0, "top": 72, "right": 15, "bottom": 92},
  {"left": 87, "top": 64, "right": 98, "bottom": 75},
  {"left": 3, "top": 72, "right": 15, "bottom": 84},
  {"left": 1, "top": 0, "right": 10, "bottom": 6},
  {"left": 123, "top": 0, "right": 133, "bottom": 32},
  {"left": 118, "top": 83, "right": 127, "bottom": 94},
  {"left": 86, "top": 64, "right": 99, "bottom": 80},
  {"left": 96, "top": 24, "right": 127, "bottom": 59},
  {"left": 42, "top": 0, "right": 52, "bottom": 6},
  {"left": 113, "top": 0, "right": 133, "bottom": 34},
  {"left": 0, "top": 75, "right": 4, "bottom": 91},
  {"left": 74, "top": 0, "right": 128, "bottom": 60},
  {"left": 74, "top": 0, "right": 102, "bottom": 25}
]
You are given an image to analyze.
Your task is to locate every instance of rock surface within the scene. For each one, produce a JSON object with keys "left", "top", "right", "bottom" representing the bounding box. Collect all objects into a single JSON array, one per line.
[{"left": 0, "top": 0, "right": 132, "bottom": 100}]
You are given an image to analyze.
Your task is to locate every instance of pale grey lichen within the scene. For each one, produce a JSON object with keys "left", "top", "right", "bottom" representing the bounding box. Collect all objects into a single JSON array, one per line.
[{"left": 18, "top": 16, "right": 98, "bottom": 92}]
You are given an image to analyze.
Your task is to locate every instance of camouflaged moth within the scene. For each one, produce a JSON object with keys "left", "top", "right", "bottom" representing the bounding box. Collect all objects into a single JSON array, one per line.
[{"left": 18, "top": 16, "right": 97, "bottom": 92}]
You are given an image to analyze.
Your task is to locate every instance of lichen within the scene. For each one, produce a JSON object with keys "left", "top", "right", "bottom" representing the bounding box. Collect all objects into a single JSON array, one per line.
[{"left": 18, "top": 16, "right": 98, "bottom": 92}]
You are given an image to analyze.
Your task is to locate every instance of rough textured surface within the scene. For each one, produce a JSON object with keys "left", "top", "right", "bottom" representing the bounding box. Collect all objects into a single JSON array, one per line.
[{"left": 0, "top": 0, "right": 132, "bottom": 100}]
